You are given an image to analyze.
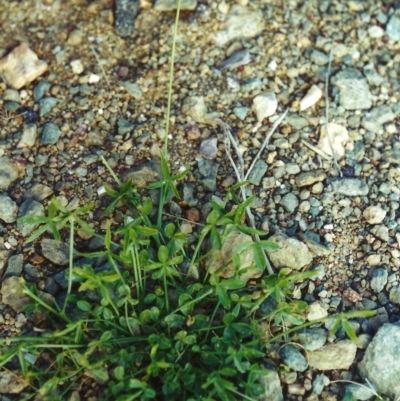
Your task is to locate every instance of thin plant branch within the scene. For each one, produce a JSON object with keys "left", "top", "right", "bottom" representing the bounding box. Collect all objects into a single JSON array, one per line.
[{"left": 301, "top": 139, "right": 332, "bottom": 161}]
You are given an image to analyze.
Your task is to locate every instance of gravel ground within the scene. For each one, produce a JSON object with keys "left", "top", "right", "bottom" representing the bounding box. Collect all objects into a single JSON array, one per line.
[{"left": 1, "top": 0, "right": 400, "bottom": 399}]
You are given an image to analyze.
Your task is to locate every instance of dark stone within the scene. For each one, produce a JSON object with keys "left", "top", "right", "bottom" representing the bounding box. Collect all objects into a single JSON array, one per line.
[{"left": 115, "top": 0, "right": 140, "bottom": 37}]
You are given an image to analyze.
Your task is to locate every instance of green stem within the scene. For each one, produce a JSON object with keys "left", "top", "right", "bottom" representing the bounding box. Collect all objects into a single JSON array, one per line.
[
  {"left": 164, "top": 0, "right": 182, "bottom": 154},
  {"left": 62, "top": 217, "right": 75, "bottom": 315}
]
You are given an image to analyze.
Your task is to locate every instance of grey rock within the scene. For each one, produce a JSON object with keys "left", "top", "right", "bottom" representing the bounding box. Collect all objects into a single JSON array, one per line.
[
  {"left": 4, "top": 254, "right": 23, "bottom": 278},
  {"left": 197, "top": 158, "right": 218, "bottom": 192},
  {"left": 39, "top": 97, "right": 58, "bottom": 116},
  {"left": 370, "top": 268, "right": 388, "bottom": 293},
  {"left": 258, "top": 367, "right": 283, "bottom": 401},
  {"left": 0, "top": 195, "right": 18, "bottom": 223},
  {"left": 218, "top": 49, "right": 250, "bottom": 71},
  {"left": 308, "top": 340, "right": 357, "bottom": 370},
  {"left": 363, "top": 67, "right": 384, "bottom": 87},
  {"left": 332, "top": 68, "right": 372, "bottom": 110},
  {"left": 115, "top": 0, "right": 139, "bottom": 37},
  {"left": 154, "top": 0, "right": 196, "bottom": 10},
  {"left": 212, "top": 5, "right": 264, "bottom": 46},
  {"left": 383, "top": 149, "right": 400, "bottom": 164},
  {"left": 0, "top": 370, "right": 29, "bottom": 394},
  {"left": 370, "top": 225, "right": 389, "bottom": 242},
  {"left": 0, "top": 276, "right": 31, "bottom": 313},
  {"left": 24, "top": 183, "right": 53, "bottom": 201},
  {"left": 241, "top": 77, "right": 262, "bottom": 92},
  {"left": 123, "top": 81, "right": 142, "bottom": 99},
  {"left": 389, "top": 286, "right": 400, "bottom": 305},
  {"left": 285, "top": 114, "right": 309, "bottom": 130},
  {"left": 182, "top": 184, "right": 198, "bottom": 207},
  {"left": 0, "top": 156, "right": 24, "bottom": 190},
  {"left": 285, "top": 163, "right": 300, "bottom": 175},
  {"left": 310, "top": 49, "right": 329, "bottom": 65},
  {"left": 362, "top": 105, "right": 395, "bottom": 133},
  {"left": 249, "top": 160, "right": 267, "bottom": 185},
  {"left": 280, "top": 193, "right": 299, "bottom": 213},
  {"left": 41, "top": 239, "right": 70, "bottom": 266},
  {"left": 279, "top": 345, "right": 307, "bottom": 372},
  {"left": 313, "top": 374, "right": 328, "bottom": 396},
  {"left": 24, "top": 263, "right": 41, "bottom": 279},
  {"left": 298, "top": 233, "right": 331, "bottom": 256},
  {"left": 199, "top": 138, "right": 218, "bottom": 160},
  {"left": 331, "top": 178, "right": 369, "bottom": 196},
  {"left": 295, "top": 170, "right": 326, "bottom": 187},
  {"left": 345, "top": 383, "right": 377, "bottom": 401},
  {"left": 17, "top": 199, "right": 44, "bottom": 237},
  {"left": 296, "top": 328, "right": 327, "bottom": 351},
  {"left": 118, "top": 117, "right": 135, "bottom": 135},
  {"left": 4, "top": 89, "right": 21, "bottom": 102},
  {"left": 41, "top": 122, "right": 62, "bottom": 145},
  {"left": 33, "top": 80, "right": 51, "bottom": 101},
  {"left": 362, "top": 307, "right": 389, "bottom": 333},
  {"left": 45, "top": 277, "right": 60, "bottom": 295},
  {"left": 386, "top": 14, "right": 400, "bottom": 41},
  {"left": 359, "top": 323, "right": 400, "bottom": 399},
  {"left": 121, "top": 160, "right": 161, "bottom": 188},
  {"left": 54, "top": 269, "right": 68, "bottom": 289},
  {"left": 18, "top": 124, "right": 37, "bottom": 148},
  {"left": 267, "top": 234, "right": 313, "bottom": 270},
  {"left": 233, "top": 106, "right": 249, "bottom": 120}
]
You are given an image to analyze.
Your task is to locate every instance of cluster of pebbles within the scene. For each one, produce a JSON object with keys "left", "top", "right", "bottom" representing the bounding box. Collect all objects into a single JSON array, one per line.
[{"left": 1, "top": 0, "right": 400, "bottom": 399}]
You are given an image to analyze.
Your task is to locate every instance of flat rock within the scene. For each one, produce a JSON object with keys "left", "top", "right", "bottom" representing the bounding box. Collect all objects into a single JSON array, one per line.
[
  {"left": 41, "top": 122, "right": 62, "bottom": 145},
  {"left": 386, "top": 14, "right": 400, "bottom": 41},
  {"left": 318, "top": 122, "right": 353, "bottom": 159},
  {"left": 181, "top": 96, "right": 217, "bottom": 124},
  {"left": 248, "top": 160, "right": 268, "bottom": 185},
  {"left": 252, "top": 91, "right": 278, "bottom": 122},
  {"left": 115, "top": 0, "right": 140, "bottom": 37},
  {"left": 0, "top": 370, "right": 29, "bottom": 394},
  {"left": 359, "top": 323, "right": 400, "bottom": 399},
  {"left": 3, "top": 254, "right": 23, "bottom": 279},
  {"left": 24, "top": 183, "right": 53, "bottom": 201},
  {"left": 0, "top": 156, "right": 26, "bottom": 190},
  {"left": 17, "top": 124, "right": 37, "bottom": 148},
  {"left": 308, "top": 340, "right": 357, "bottom": 370},
  {"left": 41, "top": 239, "right": 70, "bottom": 266},
  {"left": 298, "top": 233, "right": 331, "bottom": 256},
  {"left": 332, "top": 68, "right": 372, "bottom": 110},
  {"left": 370, "top": 224, "right": 389, "bottom": 242},
  {"left": 211, "top": 5, "right": 264, "bottom": 46},
  {"left": 307, "top": 302, "right": 328, "bottom": 320},
  {"left": 266, "top": 234, "right": 313, "bottom": 270},
  {"left": 258, "top": 365, "right": 283, "bottom": 401},
  {"left": 300, "top": 84, "right": 322, "bottom": 111},
  {"left": 39, "top": 97, "right": 58, "bottom": 117},
  {"left": 206, "top": 228, "right": 262, "bottom": 282},
  {"left": 0, "top": 43, "right": 48, "bottom": 89},
  {"left": 363, "top": 205, "right": 386, "bottom": 224},
  {"left": 121, "top": 161, "right": 161, "bottom": 188},
  {"left": 0, "top": 195, "right": 18, "bottom": 223},
  {"left": 154, "top": 0, "right": 196, "bottom": 10},
  {"left": 199, "top": 138, "right": 218, "bottom": 160},
  {"left": 0, "top": 276, "right": 31, "bottom": 313},
  {"left": 295, "top": 328, "right": 327, "bottom": 351},
  {"left": 280, "top": 193, "right": 299, "bottom": 213},
  {"left": 295, "top": 170, "right": 327, "bottom": 187},
  {"left": 17, "top": 199, "right": 45, "bottom": 237},
  {"left": 279, "top": 345, "right": 308, "bottom": 372},
  {"left": 331, "top": 178, "right": 369, "bottom": 196},
  {"left": 370, "top": 268, "right": 388, "bottom": 293}
]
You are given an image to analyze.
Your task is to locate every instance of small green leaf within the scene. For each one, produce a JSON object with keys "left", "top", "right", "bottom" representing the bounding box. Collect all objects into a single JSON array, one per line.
[
  {"left": 164, "top": 223, "right": 176, "bottom": 238},
  {"left": 222, "top": 313, "right": 235, "bottom": 325},
  {"left": 252, "top": 242, "right": 267, "bottom": 270},
  {"left": 114, "top": 366, "right": 124, "bottom": 381},
  {"left": 164, "top": 314, "right": 185, "bottom": 328},
  {"left": 210, "top": 226, "right": 222, "bottom": 250},
  {"left": 206, "top": 210, "right": 220, "bottom": 225},
  {"left": 258, "top": 240, "right": 280, "bottom": 251},
  {"left": 216, "top": 287, "right": 231, "bottom": 309},
  {"left": 342, "top": 319, "right": 359, "bottom": 344},
  {"left": 100, "top": 331, "right": 112, "bottom": 342},
  {"left": 138, "top": 197, "right": 153, "bottom": 217},
  {"left": 158, "top": 245, "right": 169, "bottom": 263},
  {"left": 140, "top": 310, "right": 152, "bottom": 324},
  {"left": 219, "top": 278, "right": 245, "bottom": 290},
  {"left": 77, "top": 300, "right": 91, "bottom": 312}
]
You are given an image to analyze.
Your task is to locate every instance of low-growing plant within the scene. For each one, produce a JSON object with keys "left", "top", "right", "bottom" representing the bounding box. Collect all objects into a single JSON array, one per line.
[{"left": 0, "top": 161, "right": 374, "bottom": 400}]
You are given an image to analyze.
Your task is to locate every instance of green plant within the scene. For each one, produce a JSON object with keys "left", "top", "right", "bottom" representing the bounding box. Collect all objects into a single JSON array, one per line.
[{"left": 0, "top": 170, "right": 374, "bottom": 400}]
